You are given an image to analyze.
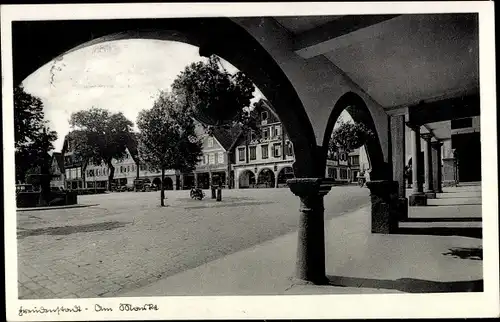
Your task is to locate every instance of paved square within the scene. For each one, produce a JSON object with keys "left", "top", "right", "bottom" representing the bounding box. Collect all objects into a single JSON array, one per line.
[{"left": 17, "top": 186, "right": 370, "bottom": 299}]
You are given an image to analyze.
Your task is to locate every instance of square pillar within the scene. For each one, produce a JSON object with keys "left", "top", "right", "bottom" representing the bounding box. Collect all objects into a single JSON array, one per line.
[
  {"left": 366, "top": 180, "right": 400, "bottom": 233},
  {"left": 391, "top": 115, "right": 408, "bottom": 220},
  {"left": 422, "top": 133, "right": 436, "bottom": 199},
  {"left": 287, "top": 178, "right": 333, "bottom": 285},
  {"left": 431, "top": 141, "right": 443, "bottom": 193},
  {"left": 408, "top": 124, "right": 427, "bottom": 206}
]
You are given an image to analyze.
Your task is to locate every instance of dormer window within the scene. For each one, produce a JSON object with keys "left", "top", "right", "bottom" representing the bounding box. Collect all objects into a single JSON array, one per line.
[
  {"left": 207, "top": 137, "right": 214, "bottom": 148},
  {"left": 261, "top": 111, "right": 268, "bottom": 125}
]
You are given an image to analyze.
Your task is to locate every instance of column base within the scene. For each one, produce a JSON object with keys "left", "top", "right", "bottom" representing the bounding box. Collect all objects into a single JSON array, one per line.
[
  {"left": 366, "top": 180, "right": 399, "bottom": 234},
  {"left": 397, "top": 197, "right": 409, "bottom": 221},
  {"left": 425, "top": 191, "right": 436, "bottom": 199},
  {"left": 409, "top": 193, "right": 427, "bottom": 206}
]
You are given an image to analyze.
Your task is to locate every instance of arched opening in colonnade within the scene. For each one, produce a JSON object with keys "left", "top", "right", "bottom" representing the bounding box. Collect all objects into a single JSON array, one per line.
[
  {"left": 323, "top": 92, "right": 388, "bottom": 181},
  {"left": 163, "top": 177, "right": 174, "bottom": 190}
]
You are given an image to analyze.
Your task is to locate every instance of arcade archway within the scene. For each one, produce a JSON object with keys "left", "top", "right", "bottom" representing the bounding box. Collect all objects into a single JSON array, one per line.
[
  {"left": 162, "top": 177, "right": 174, "bottom": 190},
  {"left": 277, "top": 166, "right": 295, "bottom": 187},
  {"left": 257, "top": 168, "right": 275, "bottom": 188},
  {"left": 238, "top": 170, "right": 255, "bottom": 189},
  {"left": 323, "top": 92, "right": 389, "bottom": 181}
]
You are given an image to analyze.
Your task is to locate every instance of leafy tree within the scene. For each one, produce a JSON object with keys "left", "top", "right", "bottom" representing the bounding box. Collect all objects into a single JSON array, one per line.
[
  {"left": 14, "top": 86, "right": 58, "bottom": 189},
  {"left": 68, "top": 108, "right": 134, "bottom": 189},
  {"left": 137, "top": 91, "right": 203, "bottom": 206},
  {"left": 171, "top": 55, "right": 255, "bottom": 133},
  {"left": 328, "top": 120, "right": 375, "bottom": 155}
]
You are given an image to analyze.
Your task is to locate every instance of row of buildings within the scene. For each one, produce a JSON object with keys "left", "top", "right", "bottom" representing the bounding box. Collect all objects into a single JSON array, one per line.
[{"left": 49, "top": 101, "right": 369, "bottom": 191}]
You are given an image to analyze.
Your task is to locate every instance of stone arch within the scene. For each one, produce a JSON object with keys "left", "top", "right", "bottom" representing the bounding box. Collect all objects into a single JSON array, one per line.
[
  {"left": 152, "top": 177, "right": 161, "bottom": 187},
  {"left": 13, "top": 17, "right": 320, "bottom": 177},
  {"left": 323, "top": 92, "right": 389, "bottom": 181},
  {"left": 257, "top": 168, "right": 275, "bottom": 188},
  {"left": 238, "top": 170, "right": 255, "bottom": 189},
  {"left": 162, "top": 177, "right": 173, "bottom": 190},
  {"left": 277, "top": 166, "right": 295, "bottom": 186}
]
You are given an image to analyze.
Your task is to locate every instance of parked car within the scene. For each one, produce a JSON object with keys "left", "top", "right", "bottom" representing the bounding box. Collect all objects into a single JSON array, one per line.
[
  {"left": 134, "top": 178, "right": 151, "bottom": 192},
  {"left": 16, "top": 184, "right": 34, "bottom": 193}
]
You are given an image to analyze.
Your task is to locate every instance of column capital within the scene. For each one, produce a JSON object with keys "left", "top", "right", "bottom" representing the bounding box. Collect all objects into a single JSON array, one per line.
[
  {"left": 405, "top": 121, "right": 420, "bottom": 131},
  {"left": 421, "top": 133, "right": 433, "bottom": 141},
  {"left": 287, "top": 178, "right": 334, "bottom": 198}
]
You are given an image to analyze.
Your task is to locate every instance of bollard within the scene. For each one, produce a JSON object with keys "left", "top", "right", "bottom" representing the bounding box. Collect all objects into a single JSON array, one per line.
[
  {"left": 211, "top": 186, "right": 216, "bottom": 199},
  {"left": 216, "top": 187, "right": 222, "bottom": 201}
]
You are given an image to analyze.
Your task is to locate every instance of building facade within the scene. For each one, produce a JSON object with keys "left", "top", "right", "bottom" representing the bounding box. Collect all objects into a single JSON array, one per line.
[
  {"left": 232, "top": 101, "right": 296, "bottom": 189},
  {"left": 49, "top": 152, "right": 66, "bottom": 188}
]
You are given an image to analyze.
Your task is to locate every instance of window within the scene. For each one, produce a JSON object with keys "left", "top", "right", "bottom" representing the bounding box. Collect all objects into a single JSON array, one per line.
[
  {"left": 208, "top": 137, "right": 214, "bottom": 148},
  {"left": 204, "top": 154, "right": 209, "bottom": 165},
  {"left": 250, "top": 130, "right": 257, "bottom": 141},
  {"left": 261, "top": 144, "right": 269, "bottom": 159},
  {"left": 263, "top": 128, "right": 269, "bottom": 140},
  {"left": 218, "top": 152, "right": 224, "bottom": 164},
  {"left": 209, "top": 153, "right": 215, "bottom": 164},
  {"left": 261, "top": 111, "right": 268, "bottom": 121},
  {"left": 238, "top": 148, "right": 246, "bottom": 162},
  {"left": 285, "top": 141, "right": 294, "bottom": 156},
  {"left": 333, "top": 168, "right": 337, "bottom": 179},
  {"left": 127, "top": 165, "right": 130, "bottom": 173},
  {"left": 274, "top": 125, "right": 281, "bottom": 137},
  {"left": 351, "top": 155, "right": 359, "bottom": 166},
  {"left": 131, "top": 165, "right": 135, "bottom": 172},
  {"left": 273, "top": 143, "right": 282, "bottom": 158},
  {"left": 249, "top": 146, "right": 257, "bottom": 160},
  {"left": 328, "top": 168, "right": 335, "bottom": 178}
]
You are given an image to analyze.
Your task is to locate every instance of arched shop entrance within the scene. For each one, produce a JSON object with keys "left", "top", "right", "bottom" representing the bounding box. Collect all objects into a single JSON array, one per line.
[
  {"left": 257, "top": 168, "right": 275, "bottom": 188},
  {"left": 163, "top": 177, "right": 174, "bottom": 190},
  {"left": 238, "top": 170, "right": 256, "bottom": 189},
  {"left": 277, "top": 167, "right": 294, "bottom": 187}
]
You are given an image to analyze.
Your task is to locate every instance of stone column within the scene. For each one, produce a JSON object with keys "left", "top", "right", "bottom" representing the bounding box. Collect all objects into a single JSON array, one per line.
[
  {"left": 431, "top": 141, "right": 443, "bottom": 193},
  {"left": 194, "top": 172, "right": 198, "bottom": 188},
  {"left": 422, "top": 133, "right": 436, "bottom": 198},
  {"left": 391, "top": 115, "right": 408, "bottom": 220},
  {"left": 408, "top": 124, "right": 427, "bottom": 206},
  {"left": 287, "top": 178, "right": 333, "bottom": 284},
  {"left": 366, "top": 180, "right": 399, "bottom": 233}
]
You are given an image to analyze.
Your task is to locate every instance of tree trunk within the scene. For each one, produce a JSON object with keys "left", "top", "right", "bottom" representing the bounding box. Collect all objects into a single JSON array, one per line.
[
  {"left": 107, "top": 161, "right": 115, "bottom": 191},
  {"left": 161, "top": 168, "right": 165, "bottom": 207}
]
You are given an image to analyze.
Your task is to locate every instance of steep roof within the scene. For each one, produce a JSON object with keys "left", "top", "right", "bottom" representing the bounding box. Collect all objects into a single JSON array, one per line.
[
  {"left": 52, "top": 152, "right": 65, "bottom": 172},
  {"left": 211, "top": 124, "right": 244, "bottom": 151}
]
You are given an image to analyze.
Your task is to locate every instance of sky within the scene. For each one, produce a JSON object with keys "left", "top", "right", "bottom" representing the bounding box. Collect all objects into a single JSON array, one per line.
[{"left": 22, "top": 39, "right": 264, "bottom": 152}]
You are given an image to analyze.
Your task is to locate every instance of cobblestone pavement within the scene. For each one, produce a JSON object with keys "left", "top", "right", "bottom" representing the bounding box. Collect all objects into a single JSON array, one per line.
[{"left": 17, "top": 186, "right": 370, "bottom": 299}]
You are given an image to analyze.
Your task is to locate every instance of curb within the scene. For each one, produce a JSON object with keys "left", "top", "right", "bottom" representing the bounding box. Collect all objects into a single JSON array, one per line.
[{"left": 16, "top": 204, "right": 99, "bottom": 212}]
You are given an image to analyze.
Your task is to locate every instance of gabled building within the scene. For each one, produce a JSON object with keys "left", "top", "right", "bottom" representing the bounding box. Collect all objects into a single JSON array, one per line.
[
  {"left": 49, "top": 152, "right": 65, "bottom": 188},
  {"left": 232, "top": 99, "right": 295, "bottom": 189},
  {"left": 61, "top": 133, "right": 85, "bottom": 190}
]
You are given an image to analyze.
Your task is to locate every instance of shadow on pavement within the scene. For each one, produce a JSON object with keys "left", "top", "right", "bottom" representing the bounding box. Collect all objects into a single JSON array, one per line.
[
  {"left": 396, "top": 227, "right": 482, "bottom": 239},
  {"left": 17, "top": 221, "right": 130, "bottom": 239},
  {"left": 442, "top": 247, "right": 483, "bottom": 260},
  {"left": 326, "top": 275, "right": 483, "bottom": 293}
]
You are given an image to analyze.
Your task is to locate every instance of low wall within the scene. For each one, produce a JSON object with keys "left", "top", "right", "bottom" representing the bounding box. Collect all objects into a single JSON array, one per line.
[{"left": 17, "top": 191, "right": 78, "bottom": 208}]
